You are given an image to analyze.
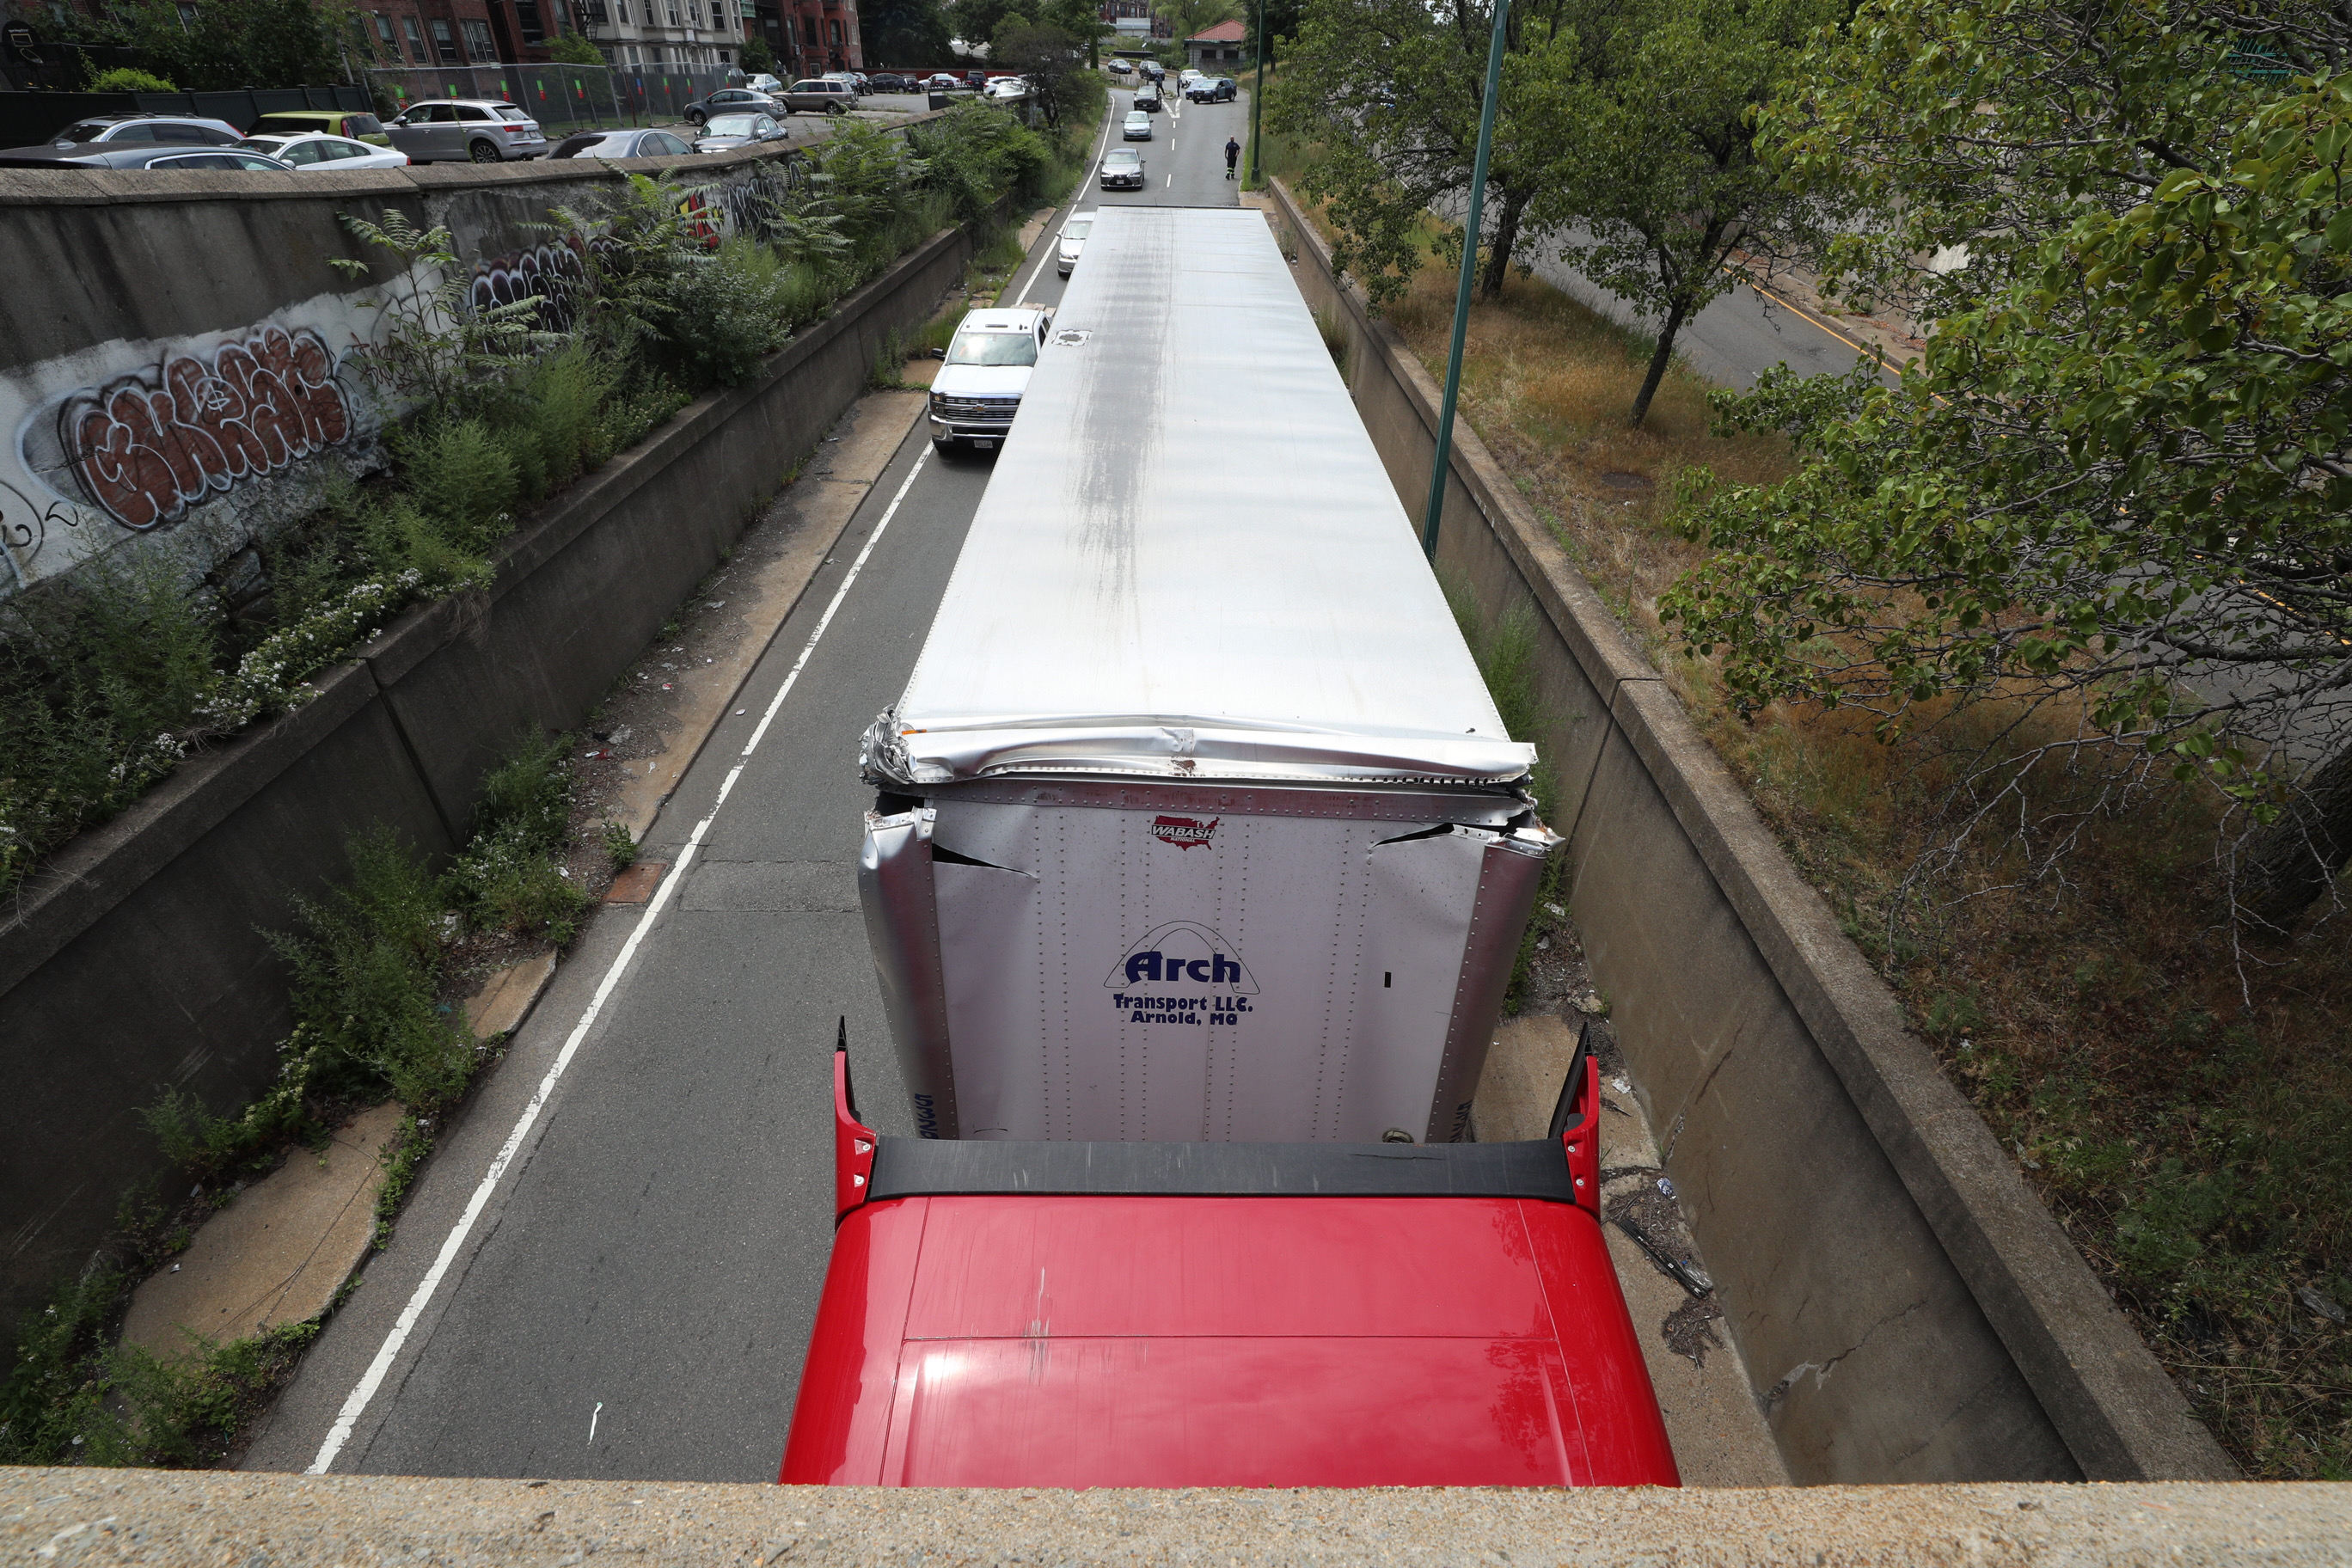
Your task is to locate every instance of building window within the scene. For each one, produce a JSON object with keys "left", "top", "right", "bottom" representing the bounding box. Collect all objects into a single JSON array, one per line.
[
  {"left": 614, "top": 0, "right": 628, "bottom": 21},
  {"left": 373, "top": 11, "right": 396, "bottom": 50},
  {"left": 687, "top": 0, "right": 700, "bottom": 24},
  {"left": 401, "top": 15, "right": 427, "bottom": 60},
  {"left": 462, "top": 18, "right": 493, "bottom": 57},
  {"left": 515, "top": 0, "right": 546, "bottom": 43},
  {"left": 827, "top": 16, "right": 838, "bottom": 42},
  {"left": 430, "top": 18, "right": 456, "bottom": 59}
]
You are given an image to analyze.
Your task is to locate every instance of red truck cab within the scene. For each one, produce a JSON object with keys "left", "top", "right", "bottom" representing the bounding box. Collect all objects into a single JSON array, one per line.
[{"left": 781, "top": 1036, "right": 1678, "bottom": 1488}]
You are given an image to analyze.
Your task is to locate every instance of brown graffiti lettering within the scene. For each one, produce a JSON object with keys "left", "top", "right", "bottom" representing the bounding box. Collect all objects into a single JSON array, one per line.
[{"left": 58, "top": 325, "right": 353, "bottom": 532}]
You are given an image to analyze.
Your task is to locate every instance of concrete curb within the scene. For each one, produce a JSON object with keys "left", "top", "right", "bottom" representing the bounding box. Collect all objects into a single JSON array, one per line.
[
  {"left": 3, "top": 1469, "right": 2344, "bottom": 1565},
  {"left": 1266, "top": 179, "right": 2233, "bottom": 1484}
]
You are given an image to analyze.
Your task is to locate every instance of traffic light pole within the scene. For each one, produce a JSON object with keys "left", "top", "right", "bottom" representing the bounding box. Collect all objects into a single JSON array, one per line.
[{"left": 1246, "top": 0, "right": 1265, "bottom": 185}]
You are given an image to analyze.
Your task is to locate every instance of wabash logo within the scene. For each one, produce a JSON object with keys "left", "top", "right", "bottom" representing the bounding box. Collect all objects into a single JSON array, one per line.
[
  {"left": 1150, "top": 814, "right": 1219, "bottom": 849},
  {"left": 1104, "top": 921, "right": 1259, "bottom": 993}
]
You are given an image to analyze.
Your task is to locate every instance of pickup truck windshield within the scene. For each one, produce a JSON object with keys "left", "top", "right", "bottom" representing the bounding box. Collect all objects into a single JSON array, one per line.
[{"left": 947, "top": 331, "right": 1038, "bottom": 367}]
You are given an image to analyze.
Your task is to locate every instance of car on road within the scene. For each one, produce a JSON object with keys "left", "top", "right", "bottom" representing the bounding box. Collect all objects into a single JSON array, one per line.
[
  {"left": 823, "top": 71, "right": 870, "bottom": 96},
  {"left": 386, "top": 100, "right": 547, "bottom": 162},
  {"left": 1179, "top": 66, "right": 1201, "bottom": 85},
  {"left": 695, "top": 112, "right": 787, "bottom": 150},
  {"left": 782, "top": 78, "right": 859, "bottom": 114},
  {"left": 233, "top": 132, "right": 408, "bottom": 168},
  {"left": 1186, "top": 76, "right": 1236, "bottom": 102},
  {"left": 1055, "top": 212, "right": 1093, "bottom": 276},
  {"left": 984, "top": 76, "right": 1028, "bottom": 99},
  {"left": 1107, "top": 58, "right": 1135, "bottom": 77},
  {"left": 928, "top": 305, "right": 1051, "bottom": 452},
  {"left": 1133, "top": 84, "right": 1161, "bottom": 112},
  {"left": 922, "top": 72, "right": 964, "bottom": 91},
  {"left": 33, "top": 113, "right": 242, "bottom": 151},
  {"left": 681, "top": 86, "right": 786, "bottom": 126},
  {"left": 246, "top": 109, "right": 392, "bottom": 146},
  {"left": 0, "top": 144, "right": 295, "bottom": 171},
  {"left": 551, "top": 127, "right": 698, "bottom": 158},
  {"left": 867, "top": 72, "right": 912, "bottom": 91},
  {"left": 1099, "top": 146, "right": 1145, "bottom": 189},
  {"left": 1121, "top": 109, "right": 1153, "bottom": 139}
]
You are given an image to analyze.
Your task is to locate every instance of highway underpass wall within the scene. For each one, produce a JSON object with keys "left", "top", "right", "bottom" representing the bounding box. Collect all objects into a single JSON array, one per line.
[
  {"left": 1265, "top": 181, "right": 2236, "bottom": 1486},
  {"left": 0, "top": 158, "right": 972, "bottom": 1340}
]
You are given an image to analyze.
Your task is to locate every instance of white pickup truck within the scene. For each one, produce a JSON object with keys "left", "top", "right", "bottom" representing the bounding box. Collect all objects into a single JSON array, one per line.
[{"left": 927, "top": 306, "right": 1052, "bottom": 452}]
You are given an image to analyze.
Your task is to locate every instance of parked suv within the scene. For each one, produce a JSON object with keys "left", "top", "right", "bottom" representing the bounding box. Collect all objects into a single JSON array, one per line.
[
  {"left": 928, "top": 306, "right": 1052, "bottom": 452},
  {"left": 386, "top": 100, "right": 547, "bottom": 162},
  {"left": 782, "top": 78, "right": 858, "bottom": 114},
  {"left": 1185, "top": 77, "right": 1236, "bottom": 102}
]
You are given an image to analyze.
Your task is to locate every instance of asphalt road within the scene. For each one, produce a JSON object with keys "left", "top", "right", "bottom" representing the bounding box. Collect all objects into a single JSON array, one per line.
[{"left": 244, "top": 91, "right": 1255, "bottom": 1484}]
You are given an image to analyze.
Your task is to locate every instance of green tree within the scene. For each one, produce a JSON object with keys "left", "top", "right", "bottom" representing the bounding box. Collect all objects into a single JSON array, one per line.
[
  {"left": 949, "top": 0, "right": 1024, "bottom": 52},
  {"left": 1530, "top": 0, "right": 1844, "bottom": 426},
  {"left": 739, "top": 32, "right": 778, "bottom": 74},
  {"left": 1154, "top": 0, "right": 1238, "bottom": 49},
  {"left": 990, "top": 17, "right": 1091, "bottom": 124},
  {"left": 113, "top": 0, "right": 351, "bottom": 89},
  {"left": 1663, "top": 0, "right": 2352, "bottom": 928},
  {"left": 865, "top": 0, "right": 953, "bottom": 64},
  {"left": 548, "top": 31, "right": 605, "bottom": 64},
  {"left": 1265, "top": 0, "right": 1571, "bottom": 307},
  {"left": 1244, "top": 0, "right": 1299, "bottom": 66}
]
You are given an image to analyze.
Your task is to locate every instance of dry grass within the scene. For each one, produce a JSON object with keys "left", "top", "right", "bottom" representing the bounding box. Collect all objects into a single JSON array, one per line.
[{"left": 1298, "top": 199, "right": 2352, "bottom": 1479}]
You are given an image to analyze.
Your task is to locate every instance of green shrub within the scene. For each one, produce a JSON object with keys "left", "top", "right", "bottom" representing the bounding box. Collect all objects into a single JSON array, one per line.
[
  {"left": 443, "top": 732, "right": 591, "bottom": 945},
  {"left": 86, "top": 65, "right": 175, "bottom": 92},
  {"left": 401, "top": 420, "right": 520, "bottom": 550}
]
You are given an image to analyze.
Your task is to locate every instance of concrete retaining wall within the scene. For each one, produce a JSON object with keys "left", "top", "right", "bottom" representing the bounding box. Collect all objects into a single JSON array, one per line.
[
  {"left": 0, "top": 214, "right": 971, "bottom": 1341},
  {"left": 1266, "top": 181, "right": 2234, "bottom": 1484}
]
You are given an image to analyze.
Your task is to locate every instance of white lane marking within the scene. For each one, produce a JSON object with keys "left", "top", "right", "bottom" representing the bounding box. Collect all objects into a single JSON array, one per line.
[
  {"left": 589, "top": 1401, "right": 603, "bottom": 1443},
  {"left": 304, "top": 443, "right": 937, "bottom": 1476},
  {"left": 1165, "top": 173, "right": 1173, "bottom": 187}
]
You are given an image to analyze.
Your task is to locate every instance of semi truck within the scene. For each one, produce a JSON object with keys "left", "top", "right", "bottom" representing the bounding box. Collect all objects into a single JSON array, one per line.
[
  {"left": 781, "top": 1029, "right": 1679, "bottom": 1487},
  {"left": 858, "top": 206, "right": 1559, "bottom": 1148}
]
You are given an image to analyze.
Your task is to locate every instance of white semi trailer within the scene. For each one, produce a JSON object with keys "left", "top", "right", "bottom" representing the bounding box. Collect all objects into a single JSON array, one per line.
[{"left": 859, "top": 206, "right": 1556, "bottom": 1145}]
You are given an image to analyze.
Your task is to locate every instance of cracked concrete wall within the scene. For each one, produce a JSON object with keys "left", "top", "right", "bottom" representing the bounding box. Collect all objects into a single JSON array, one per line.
[{"left": 1265, "top": 181, "right": 2232, "bottom": 1484}]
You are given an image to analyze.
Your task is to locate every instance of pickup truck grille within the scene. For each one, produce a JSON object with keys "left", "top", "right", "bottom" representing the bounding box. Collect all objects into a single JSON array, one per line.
[{"left": 934, "top": 395, "right": 1019, "bottom": 422}]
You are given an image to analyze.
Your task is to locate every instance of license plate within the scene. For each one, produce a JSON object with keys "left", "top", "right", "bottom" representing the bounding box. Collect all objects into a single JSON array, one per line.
[{"left": 975, "top": 439, "right": 996, "bottom": 449}]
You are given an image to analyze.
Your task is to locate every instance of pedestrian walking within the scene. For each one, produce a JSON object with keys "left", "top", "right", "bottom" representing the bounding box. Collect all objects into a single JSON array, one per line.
[{"left": 1225, "top": 136, "right": 1240, "bottom": 179}]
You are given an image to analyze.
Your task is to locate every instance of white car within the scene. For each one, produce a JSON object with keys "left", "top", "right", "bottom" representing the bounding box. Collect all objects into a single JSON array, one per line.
[
  {"left": 1179, "top": 68, "right": 1201, "bottom": 85},
  {"left": 1056, "top": 213, "right": 1093, "bottom": 277},
  {"left": 985, "top": 76, "right": 1028, "bottom": 99},
  {"left": 744, "top": 73, "right": 785, "bottom": 93},
  {"left": 234, "top": 132, "right": 410, "bottom": 169},
  {"left": 928, "top": 306, "right": 1051, "bottom": 451}
]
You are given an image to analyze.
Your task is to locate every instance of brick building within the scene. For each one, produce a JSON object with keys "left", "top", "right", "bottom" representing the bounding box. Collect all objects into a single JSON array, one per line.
[{"left": 746, "top": 0, "right": 861, "bottom": 77}]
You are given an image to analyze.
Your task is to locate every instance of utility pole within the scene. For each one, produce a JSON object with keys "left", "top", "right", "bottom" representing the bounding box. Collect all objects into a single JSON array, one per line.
[
  {"left": 1244, "top": 0, "right": 1264, "bottom": 185},
  {"left": 1418, "top": 0, "right": 1508, "bottom": 561}
]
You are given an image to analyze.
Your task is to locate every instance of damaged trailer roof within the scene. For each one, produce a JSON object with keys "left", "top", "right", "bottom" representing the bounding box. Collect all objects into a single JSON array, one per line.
[{"left": 867, "top": 206, "right": 1534, "bottom": 791}]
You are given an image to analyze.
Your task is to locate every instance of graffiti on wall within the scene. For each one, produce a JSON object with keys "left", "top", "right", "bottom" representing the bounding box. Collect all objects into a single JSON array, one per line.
[
  {"left": 468, "top": 241, "right": 589, "bottom": 334},
  {"left": 56, "top": 326, "right": 354, "bottom": 532}
]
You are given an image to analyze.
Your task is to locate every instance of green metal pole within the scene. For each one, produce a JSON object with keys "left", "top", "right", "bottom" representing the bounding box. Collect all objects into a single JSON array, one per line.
[
  {"left": 1245, "top": 0, "right": 1265, "bottom": 185},
  {"left": 1419, "top": 0, "right": 1510, "bottom": 561}
]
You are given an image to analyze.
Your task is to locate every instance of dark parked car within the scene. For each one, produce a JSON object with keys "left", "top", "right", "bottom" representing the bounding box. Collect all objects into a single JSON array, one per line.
[
  {"left": 35, "top": 113, "right": 241, "bottom": 150},
  {"left": 1185, "top": 77, "right": 1236, "bottom": 102},
  {"left": 694, "top": 112, "right": 787, "bottom": 150},
  {"left": 681, "top": 86, "right": 787, "bottom": 126},
  {"left": 552, "top": 128, "right": 699, "bottom": 158},
  {"left": 867, "top": 72, "right": 912, "bottom": 91},
  {"left": 0, "top": 144, "right": 293, "bottom": 171},
  {"left": 1099, "top": 146, "right": 1145, "bottom": 189}
]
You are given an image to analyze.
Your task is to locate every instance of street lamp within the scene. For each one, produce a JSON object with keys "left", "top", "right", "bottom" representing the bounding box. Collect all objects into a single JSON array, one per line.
[{"left": 1418, "top": 0, "right": 1509, "bottom": 561}]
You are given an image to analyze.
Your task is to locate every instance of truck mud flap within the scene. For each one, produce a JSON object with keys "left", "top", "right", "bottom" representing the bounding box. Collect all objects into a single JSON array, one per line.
[
  {"left": 859, "top": 806, "right": 959, "bottom": 1138},
  {"left": 1424, "top": 823, "right": 1561, "bottom": 1142}
]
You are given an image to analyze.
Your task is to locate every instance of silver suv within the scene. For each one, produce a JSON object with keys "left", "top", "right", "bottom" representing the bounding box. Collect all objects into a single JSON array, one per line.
[{"left": 386, "top": 100, "right": 548, "bottom": 162}]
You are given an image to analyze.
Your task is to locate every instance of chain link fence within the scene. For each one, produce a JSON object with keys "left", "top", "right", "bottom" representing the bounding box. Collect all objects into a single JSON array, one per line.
[{"left": 363, "top": 63, "right": 737, "bottom": 132}]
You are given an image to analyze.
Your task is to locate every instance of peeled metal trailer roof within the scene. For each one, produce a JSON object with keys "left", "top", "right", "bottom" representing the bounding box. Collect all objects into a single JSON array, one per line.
[{"left": 868, "top": 206, "right": 1533, "bottom": 789}]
